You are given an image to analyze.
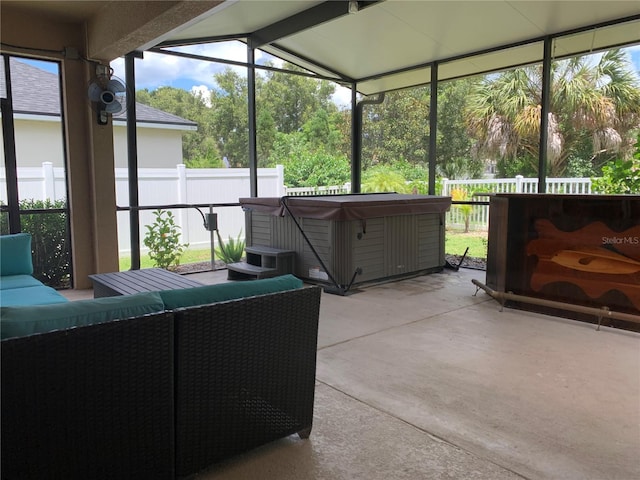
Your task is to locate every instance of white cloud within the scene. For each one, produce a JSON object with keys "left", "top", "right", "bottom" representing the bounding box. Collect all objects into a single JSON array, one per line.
[
  {"left": 191, "top": 85, "right": 212, "bottom": 106},
  {"left": 109, "top": 41, "right": 354, "bottom": 109},
  {"left": 625, "top": 44, "right": 640, "bottom": 77},
  {"left": 332, "top": 85, "right": 354, "bottom": 108},
  {"left": 110, "top": 41, "right": 255, "bottom": 91}
]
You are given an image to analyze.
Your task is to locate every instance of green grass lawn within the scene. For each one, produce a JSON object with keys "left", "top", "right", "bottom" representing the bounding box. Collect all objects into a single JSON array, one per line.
[
  {"left": 119, "top": 248, "right": 212, "bottom": 271},
  {"left": 120, "top": 230, "right": 488, "bottom": 270},
  {"left": 445, "top": 230, "right": 488, "bottom": 258}
]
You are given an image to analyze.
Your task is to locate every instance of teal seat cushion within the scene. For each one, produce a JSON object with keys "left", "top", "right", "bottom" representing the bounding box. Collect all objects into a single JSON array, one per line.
[
  {"left": 159, "top": 274, "right": 303, "bottom": 310},
  {"left": 0, "top": 285, "right": 68, "bottom": 307},
  {"left": 0, "top": 233, "right": 34, "bottom": 276},
  {"left": 0, "top": 274, "right": 43, "bottom": 290},
  {"left": 0, "top": 291, "right": 165, "bottom": 339}
]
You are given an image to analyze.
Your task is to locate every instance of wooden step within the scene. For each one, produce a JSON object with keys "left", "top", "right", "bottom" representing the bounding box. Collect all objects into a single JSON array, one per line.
[
  {"left": 226, "top": 261, "right": 279, "bottom": 280},
  {"left": 245, "top": 245, "right": 296, "bottom": 257}
]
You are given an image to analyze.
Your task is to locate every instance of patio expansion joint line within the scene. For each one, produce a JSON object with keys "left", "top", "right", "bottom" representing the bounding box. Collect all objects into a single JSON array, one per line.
[
  {"left": 316, "top": 380, "right": 532, "bottom": 480},
  {"left": 317, "top": 297, "right": 494, "bottom": 351}
]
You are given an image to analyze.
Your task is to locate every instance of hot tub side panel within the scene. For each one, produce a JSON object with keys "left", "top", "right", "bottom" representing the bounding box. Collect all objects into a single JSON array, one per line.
[
  {"left": 245, "top": 210, "right": 445, "bottom": 286},
  {"left": 352, "top": 218, "right": 385, "bottom": 283},
  {"left": 417, "top": 213, "right": 445, "bottom": 270},
  {"left": 301, "top": 218, "right": 340, "bottom": 283},
  {"left": 245, "top": 210, "right": 340, "bottom": 283},
  {"left": 385, "top": 215, "right": 418, "bottom": 277}
]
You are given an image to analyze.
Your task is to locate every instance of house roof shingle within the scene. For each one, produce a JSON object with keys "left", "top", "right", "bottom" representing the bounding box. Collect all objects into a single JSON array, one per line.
[{"left": 0, "top": 58, "right": 197, "bottom": 128}]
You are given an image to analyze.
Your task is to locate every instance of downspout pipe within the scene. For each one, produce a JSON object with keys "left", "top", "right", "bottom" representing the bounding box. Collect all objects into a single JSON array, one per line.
[
  {"left": 353, "top": 92, "right": 385, "bottom": 193},
  {"left": 472, "top": 279, "right": 640, "bottom": 330}
]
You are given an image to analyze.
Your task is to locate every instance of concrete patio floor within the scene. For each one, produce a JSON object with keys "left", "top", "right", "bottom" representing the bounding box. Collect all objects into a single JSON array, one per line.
[{"left": 65, "top": 268, "right": 640, "bottom": 479}]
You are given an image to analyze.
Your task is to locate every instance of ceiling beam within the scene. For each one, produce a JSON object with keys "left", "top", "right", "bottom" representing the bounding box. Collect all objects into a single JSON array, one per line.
[{"left": 248, "top": 1, "right": 381, "bottom": 49}]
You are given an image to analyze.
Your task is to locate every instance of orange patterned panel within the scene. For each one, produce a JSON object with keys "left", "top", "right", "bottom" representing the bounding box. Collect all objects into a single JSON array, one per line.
[{"left": 526, "top": 219, "right": 640, "bottom": 310}]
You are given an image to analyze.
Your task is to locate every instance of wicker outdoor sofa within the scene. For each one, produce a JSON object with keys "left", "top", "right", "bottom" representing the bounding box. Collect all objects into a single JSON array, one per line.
[{"left": 1, "top": 283, "right": 322, "bottom": 479}]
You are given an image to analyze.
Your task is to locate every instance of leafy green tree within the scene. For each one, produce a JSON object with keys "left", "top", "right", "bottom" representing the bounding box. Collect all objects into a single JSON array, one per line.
[
  {"left": 302, "top": 108, "right": 343, "bottom": 152},
  {"left": 361, "top": 87, "right": 430, "bottom": 169},
  {"left": 359, "top": 83, "right": 483, "bottom": 179},
  {"left": 270, "top": 133, "right": 350, "bottom": 187},
  {"left": 390, "top": 157, "right": 429, "bottom": 182},
  {"left": 436, "top": 79, "right": 483, "bottom": 178},
  {"left": 592, "top": 133, "right": 640, "bottom": 194},
  {"left": 209, "top": 69, "right": 249, "bottom": 167},
  {"left": 207, "top": 64, "right": 341, "bottom": 168},
  {"left": 256, "top": 108, "right": 277, "bottom": 167},
  {"left": 466, "top": 49, "right": 640, "bottom": 177},
  {"left": 259, "top": 62, "right": 337, "bottom": 134}
]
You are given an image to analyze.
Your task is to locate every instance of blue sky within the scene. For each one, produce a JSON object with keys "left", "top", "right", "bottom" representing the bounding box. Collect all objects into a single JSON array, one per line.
[
  {"left": 17, "top": 42, "right": 640, "bottom": 109},
  {"left": 111, "top": 41, "right": 640, "bottom": 108}
]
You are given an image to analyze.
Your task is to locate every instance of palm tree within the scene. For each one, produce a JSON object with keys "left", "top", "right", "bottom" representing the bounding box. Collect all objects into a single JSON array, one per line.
[{"left": 466, "top": 49, "right": 640, "bottom": 177}]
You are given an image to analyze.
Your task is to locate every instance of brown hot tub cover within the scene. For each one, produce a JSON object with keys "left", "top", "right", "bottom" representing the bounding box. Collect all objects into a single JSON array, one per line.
[{"left": 239, "top": 194, "right": 451, "bottom": 221}]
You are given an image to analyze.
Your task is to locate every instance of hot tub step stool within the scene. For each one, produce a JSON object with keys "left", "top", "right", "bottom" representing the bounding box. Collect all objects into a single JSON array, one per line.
[{"left": 227, "top": 246, "right": 296, "bottom": 280}]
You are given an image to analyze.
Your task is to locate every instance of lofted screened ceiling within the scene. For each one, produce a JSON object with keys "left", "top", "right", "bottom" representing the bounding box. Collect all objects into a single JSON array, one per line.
[
  {"left": 153, "top": 0, "right": 640, "bottom": 96},
  {"left": 2, "top": 1, "right": 638, "bottom": 95}
]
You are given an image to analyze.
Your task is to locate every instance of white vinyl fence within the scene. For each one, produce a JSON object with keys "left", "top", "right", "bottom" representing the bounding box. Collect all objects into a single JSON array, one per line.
[
  {"left": 441, "top": 175, "right": 592, "bottom": 230},
  {"left": 2, "top": 163, "right": 285, "bottom": 254},
  {"left": 0, "top": 162, "right": 67, "bottom": 203},
  {"left": 285, "top": 184, "right": 350, "bottom": 196},
  {"left": 287, "top": 176, "right": 593, "bottom": 231},
  {"left": 116, "top": 165, "right": 285, "bottom": 253},
  {"left": 1, "top": 165, "right": 596, "bottom": 241},
  {"left": 441, "top": 175, "right": 592, "bottom": 196}
]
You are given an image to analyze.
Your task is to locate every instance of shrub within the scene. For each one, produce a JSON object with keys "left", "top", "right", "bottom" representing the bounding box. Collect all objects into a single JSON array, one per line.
[
  {"left": 143, "top": 209, "right": 188, "bottom": 270},
  {"left": 362, "top": 165, "right": 410, "bottom": 193},
  {"left": 1, "top": 199, "right": 71, "bottom": 289},
  {"left": 592, "top": 134, "right": 640, "bottom": 194}
]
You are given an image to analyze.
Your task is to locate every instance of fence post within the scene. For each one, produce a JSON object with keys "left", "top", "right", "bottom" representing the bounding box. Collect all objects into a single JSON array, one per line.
[
  {"left": 275, "top": 164, "right": 286, "bottom": 197},
  {"left": 442, "top": 178, "right": 449, "bottom": 196},
  {"left": 515, "top": 175, "right": 523, "bottom": 193},
  {"left": 43, "top": 162, "right": 55, "bottom": 201},
  {"left": 176, "top": 164, "right": 189, "bottom": 244}
]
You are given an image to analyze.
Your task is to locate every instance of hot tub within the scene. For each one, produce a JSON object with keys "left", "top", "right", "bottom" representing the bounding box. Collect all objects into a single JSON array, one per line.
[{"left": 239, "top": 194, "right": 451, "bottom": 291}]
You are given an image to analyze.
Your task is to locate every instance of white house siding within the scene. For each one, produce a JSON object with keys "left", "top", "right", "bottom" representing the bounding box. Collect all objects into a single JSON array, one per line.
[
  {"left": 1, "top": 117, "right": 187, "bottom": 169},
  {"left": 1, "top": 118, "right": 65, "bottom": 167},
  {"left": 113, "top": 124, "right": 186, "bottom": 168}
]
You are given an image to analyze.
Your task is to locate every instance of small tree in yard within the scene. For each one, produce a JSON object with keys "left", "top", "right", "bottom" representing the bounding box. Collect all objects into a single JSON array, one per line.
[
  {"left": 450, "top": 188, "right": 473, "bottom": 233},
  {"left": 143, "top": 209, "right": 188, "bottom": 270}
]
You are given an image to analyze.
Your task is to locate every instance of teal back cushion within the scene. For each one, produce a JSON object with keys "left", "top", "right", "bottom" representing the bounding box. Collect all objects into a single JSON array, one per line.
[
  {"left": 159, "top": 274, "right": 303, "bottom": 310},
  {"left": 0, "top": 291, "right": 165, "bottom": 339},
  {"left": 0, "top": 233, "right": 34, "bottom": 276}
]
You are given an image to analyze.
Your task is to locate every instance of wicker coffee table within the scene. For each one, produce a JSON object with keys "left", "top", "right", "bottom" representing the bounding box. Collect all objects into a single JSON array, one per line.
[{"left": 89, "top": 268, "right": 204, "bottom": 298}]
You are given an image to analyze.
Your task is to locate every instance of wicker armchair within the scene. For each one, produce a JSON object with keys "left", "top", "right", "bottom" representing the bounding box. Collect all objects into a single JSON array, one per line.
[
  {"left": 1, "top": 312, "right": 175, "bottom": 480},
  {"left": 175, "top": 286, "right": 321, "bottom": 477},
  {"left": 1, "top": 286, "right": 322, "bottom": 479}
]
